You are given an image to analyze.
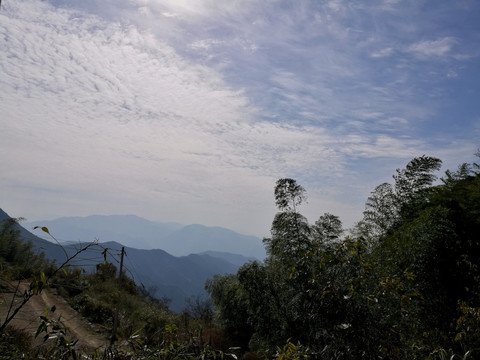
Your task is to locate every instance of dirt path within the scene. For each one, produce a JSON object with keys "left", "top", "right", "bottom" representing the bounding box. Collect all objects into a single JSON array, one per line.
[{"left": 0, "top": 281, "right": 107, "bottom": 352}]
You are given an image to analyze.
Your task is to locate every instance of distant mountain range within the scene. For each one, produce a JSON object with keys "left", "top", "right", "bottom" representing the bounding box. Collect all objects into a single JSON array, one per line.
[
  {"left": 1, "top": 209, "right": 263, "bottom": 312},
  {"left": 24, "top": 214, "right": 266, "bottom": 260}
]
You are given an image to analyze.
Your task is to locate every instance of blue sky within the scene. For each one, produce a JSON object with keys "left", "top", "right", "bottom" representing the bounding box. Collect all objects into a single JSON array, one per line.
[{"left": 1, "top": 0, "right": 479, "bottom": 237}]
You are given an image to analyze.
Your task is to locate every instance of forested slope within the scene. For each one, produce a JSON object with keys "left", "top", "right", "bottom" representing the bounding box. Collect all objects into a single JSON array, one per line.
[{"left": 208, "top": 154, "right": 480, "bottom": 359}]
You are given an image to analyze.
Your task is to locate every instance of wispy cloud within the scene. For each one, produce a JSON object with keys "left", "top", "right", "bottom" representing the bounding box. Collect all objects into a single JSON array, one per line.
[
  {"left": 371, "top": 47, "right": 394, "bottom": 58},
  {"left": 1, "top": 0, "right": 479, "bottom": 236},
  {"left": 408, "top": 37, "right": 456, "bottom": 58}
]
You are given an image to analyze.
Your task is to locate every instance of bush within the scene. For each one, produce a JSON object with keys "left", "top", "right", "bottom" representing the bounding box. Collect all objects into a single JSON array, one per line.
[
  {"left": 71, "top": 293, "right": 114, "bottom": 325},
  {"left": 0, "top": 325, "right": 33, "bottom": 359}
]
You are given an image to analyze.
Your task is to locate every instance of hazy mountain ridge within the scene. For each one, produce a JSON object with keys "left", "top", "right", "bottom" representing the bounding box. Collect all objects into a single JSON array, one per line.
[
  {"left": 24, "top": 215, "right": 183, "bottom": 249},
  {"left": 199, "top": 251, "right": 257, "bottom": 266},
  {"left": 1, "top": 209, "right": 257, "bottom": 312},
  {"left": 24, "top": 214, "right": 266, "bottom": 260}
]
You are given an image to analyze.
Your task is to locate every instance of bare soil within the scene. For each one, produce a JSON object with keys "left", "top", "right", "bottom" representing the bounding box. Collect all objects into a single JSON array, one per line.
[{"left": 0, "top": 281, "right": 107, "bottom": 353}]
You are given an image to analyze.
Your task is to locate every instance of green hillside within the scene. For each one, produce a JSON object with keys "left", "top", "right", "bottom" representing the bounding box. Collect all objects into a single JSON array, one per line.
[
  {"left": 0, "top": 213, "right": 244, "bottom": 312},
  {"left": 0, "top": 215, "right": 229, "bottom": 359}
]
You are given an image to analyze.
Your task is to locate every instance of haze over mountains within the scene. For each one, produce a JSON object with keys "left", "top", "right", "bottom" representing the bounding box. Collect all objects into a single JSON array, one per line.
[
  {"left": 2, "top": 209, "right": 265, "bottom": 312},
  {"left": 24, "top": 214, "right": 266, "bottom": 260}
]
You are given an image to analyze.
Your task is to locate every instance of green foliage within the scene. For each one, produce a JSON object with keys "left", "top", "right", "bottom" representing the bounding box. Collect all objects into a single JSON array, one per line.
[
  {"left": 0, "top": 222, "right": 94, "bottom": 337},
  {"left": 0, "top": 326, "right": 33, "bottom": 359},
  {"left": 427, "top": 348, "right": 477, "bottom": 360},
  {"left": 274, "top": 178, "right": 307, "bottom": 212},
  {"left": 362, "top": 182, "right": 397, "bottom": 241},
  {"left": 455, "top": 301, "right": 480, "bottom": 353},
  {"left": 0, "top": 217, "right": 52, "bottom": 279},
  {"left": 311, "top": 212, "right": 343, "bottom": 246},
  {"left": 1, "top": 219, "right": 237, "bottom": 360},
  {"left": 184, "top": 295, "right": 214, "bottom": 324},
  {"left": 3, "top": 153, "right": 480, "bottom": 359},
  {"left": 264, "top": 212, "right": 311, "bottom": 265},
  {"left": 35, "top": 305, "right": 79, "bottom": 360},
  {"left": 51, "top": 268, "right": 87, "bottom": 298},
  {"left": 274, "top": 339, "right": 310, "bottom": 360},
  {"left": 96, "top": 261, "right": 117, "bottom": 280},
  {"left": 361, "top": 155, "right": 442, "bottom": 243},
  {"left": 208, "top": 154, "right": 480, "bottom": 359},
  {"left": 206, "top": 273, "right": 253, "bottom": 350},
  {"left": 237, "top": 261, "right": 291, "bottom": 354},
  {"left": 393, "top": 155, "right": 442, "bottom": 202},
  {"left": 121, "top": 322, "right": 239, "bottom": 360}
]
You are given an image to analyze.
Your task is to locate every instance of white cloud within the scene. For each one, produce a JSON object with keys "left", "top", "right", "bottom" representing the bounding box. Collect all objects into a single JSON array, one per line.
[
  {"left": 446, "top": 70, "right": 458, "bottom": 78},
  {"left": 0, "top": 0, "right": 363, "bottom": 234},
  {"left": 161, "top": 12, "right": 177, "bottom": 18},
  {"left": 407, "top": 37, "right": 456, "bottom": 58},
  {"left": 1, "top": 0, "right": 479, "bottom": 236},
  {"left": 190, "top": 39, "right": 223, "bottom": 50},
  {"left": 371, "top": 47, "right": 394, "bottom": 58}
]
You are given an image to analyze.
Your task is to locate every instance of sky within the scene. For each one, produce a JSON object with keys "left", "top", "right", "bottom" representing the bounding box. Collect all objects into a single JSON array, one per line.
[{"left": 1, "top": 0, "right": 479, "bottom": 238}]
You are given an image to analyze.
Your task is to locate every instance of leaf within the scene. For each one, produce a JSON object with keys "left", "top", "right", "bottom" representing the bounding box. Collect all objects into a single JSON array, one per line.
[
  {"left": 289, "top": 266, "right": 295, "bottom": 279},
  {"left": 130, "top": 328, "right": 142, "bottom": 339},
  {"left": 40, "top": 271, "right": 46, "bottom": 286},
  {"left": 35, "top": 324, "right": 44, "bottom": 338},
  {"left": 34, "top": 226, "right": 51, "bottom": 234}
]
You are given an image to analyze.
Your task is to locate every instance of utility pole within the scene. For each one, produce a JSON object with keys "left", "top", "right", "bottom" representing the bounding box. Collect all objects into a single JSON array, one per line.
[{"left": 110, "top": 246, "right": 125, "bottom": 346}]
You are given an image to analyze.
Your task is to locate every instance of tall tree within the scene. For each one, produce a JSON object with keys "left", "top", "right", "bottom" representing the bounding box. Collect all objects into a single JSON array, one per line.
[
  {"left": 393, "top": 155, "right": 442, "bottom": 220},
  {"left": 205, "top": 274, "right": 253, "bottom": 350},
  {"left": 264, "top": 178, "right": 310, "bottom": 265},
  {"left": 274, "top": 178, "right": 307, "bottom": 212},
  {"left": 359, "top": 156, "right": 442, "bottom": 242},
  {"left": 362, "top": 182, "right": 397, "bottom": 241},
  {"left": 312, "top": 212, "right": 343, "bottom": 246}
]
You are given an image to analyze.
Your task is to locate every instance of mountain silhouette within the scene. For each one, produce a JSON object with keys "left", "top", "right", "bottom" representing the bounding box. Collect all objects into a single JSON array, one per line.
[{"left": 1, "top": 209, "right": 256, "bottom": 312}]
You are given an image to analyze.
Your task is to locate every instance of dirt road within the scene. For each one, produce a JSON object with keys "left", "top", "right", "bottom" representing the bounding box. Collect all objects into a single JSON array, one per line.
[{"left": 0, "top": 281, "right": 106, "bottom": 352}]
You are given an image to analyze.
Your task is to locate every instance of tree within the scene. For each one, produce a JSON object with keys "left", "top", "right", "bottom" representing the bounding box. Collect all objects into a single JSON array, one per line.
[
  {"left": 359, "top": 156, "right": 442, "bottom": 243},
  {"left": 0, "top": 217, "right": 51, "bottom": 278},
  {"left": 274, "top": 178, "right": 307, "bottom": 212},
  {"left": 184, "top": 295, "right": 213, "bottom": 324},
  {"left": 311, "top": 212, "right": 343, "bottom": 246},
  {"left": 237, "top": 262, "right": 290, "bottom": 355},
  {"left": 393, "top": 155, "right": 442, "bottom": 200},
  {"left": 392, "top": 155, "right": 442, "bottom": 220},
  {"left": 367, "top": 155, "right": 480, "bottom": 355},
  {"left": 243, "top": 179, "right": 374, "bottom": 357},
  {"left": 205, "top": 274, "right": 253, "bottom": 351},
  {"left": 264, "top": 212, "right": 311, "bottom": 264},
  {"left": 209, "top": 180, "right": 314, "bottom": 355},
  {"left": 264, "top": 178, "right": 311, "bottom": 266},
  {"left": 362, "top": 182, "right": 397, "bottom": 241}
]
